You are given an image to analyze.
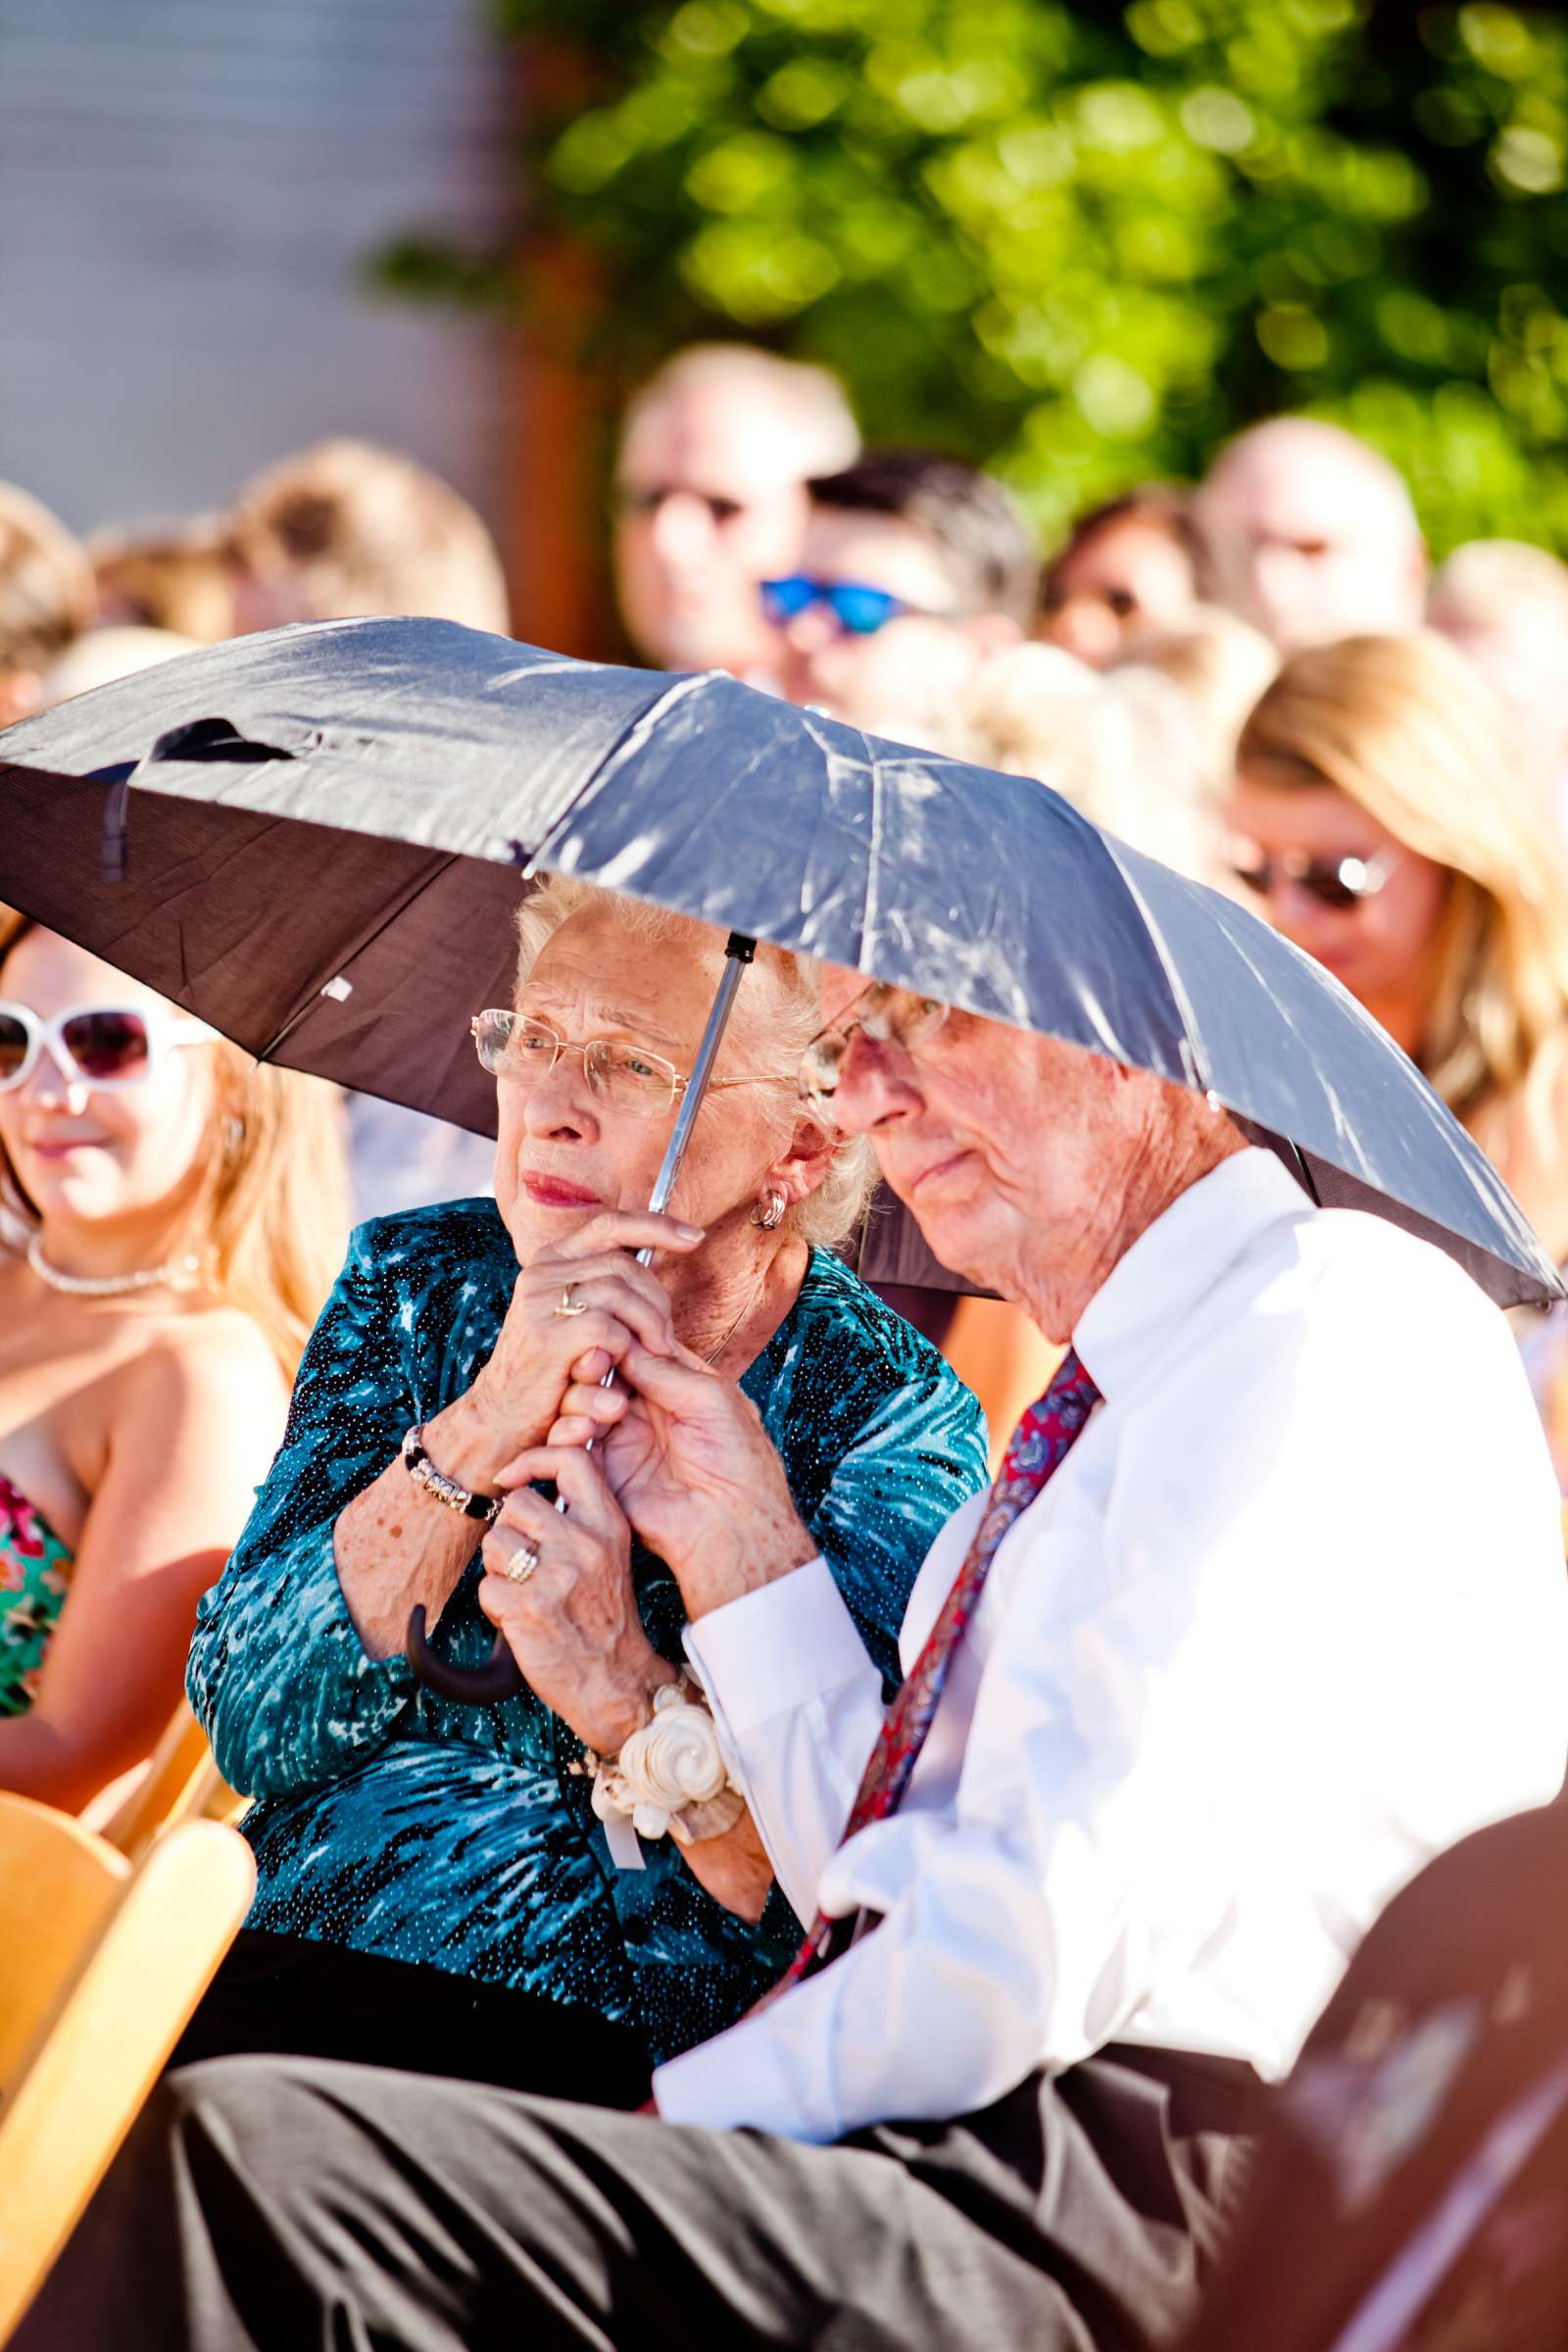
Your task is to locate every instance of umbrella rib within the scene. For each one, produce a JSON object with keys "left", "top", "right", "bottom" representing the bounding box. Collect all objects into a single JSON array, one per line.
[
  {"left": 861, "top": 743, "right": 885, "bottom": 963},
  {"left": 1099, "top": 840, "right": 1213, "bottom": 1096}
]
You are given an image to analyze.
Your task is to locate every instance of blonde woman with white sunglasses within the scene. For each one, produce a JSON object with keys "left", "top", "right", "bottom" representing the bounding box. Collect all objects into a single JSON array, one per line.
[{"left": 0, "top": 908, "right": 345, "bottom": 1808}]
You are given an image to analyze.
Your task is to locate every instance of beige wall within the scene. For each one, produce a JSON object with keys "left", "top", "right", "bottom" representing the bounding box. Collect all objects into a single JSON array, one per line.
[{"left": 0, "top": 0, "right": 511, "bottom": 548}]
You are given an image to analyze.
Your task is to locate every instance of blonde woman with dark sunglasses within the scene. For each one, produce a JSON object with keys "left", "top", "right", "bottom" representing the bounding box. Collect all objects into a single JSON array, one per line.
[
  {"left": 0, "top": 909, "right": 346, "bottom": 1807},
  {"left": 178, "top": 877, "right": 987, "bottom": 2107},
  {"left": 1228, "top": 633, "right": 1568, "bottom": 1246},
  {"left": 1226, "top": 631, "right": 1568, "bottom": 1483}
]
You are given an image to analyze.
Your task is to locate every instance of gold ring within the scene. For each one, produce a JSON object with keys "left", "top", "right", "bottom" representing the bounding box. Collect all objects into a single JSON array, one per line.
[
  {"left": 554, "top": 1283, "right": 589, "bottom": 1319},
  {"left": 501, "top": 1540, "right": 541, "bottom": 1587}
]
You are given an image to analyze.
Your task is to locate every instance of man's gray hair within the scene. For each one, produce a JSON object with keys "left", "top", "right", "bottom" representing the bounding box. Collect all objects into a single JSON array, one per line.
[{"left": 514, "top": 876, "right": 878, "bottom": 1253}]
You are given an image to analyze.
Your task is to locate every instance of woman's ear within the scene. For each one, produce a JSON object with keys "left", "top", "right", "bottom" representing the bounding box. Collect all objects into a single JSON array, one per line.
[{"left": 764, "top": 1112, "right": 840, "bottom": 1208}]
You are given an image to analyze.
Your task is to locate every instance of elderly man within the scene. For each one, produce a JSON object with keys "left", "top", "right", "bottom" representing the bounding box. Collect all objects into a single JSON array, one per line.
[
  {"left": 19, "top": 984, "right": 1568, "bottom": 2351},
  {"left": 613, "top": 344, "right": 858, "bottom": 681},
  {"left": 1197, "top": 416, "right": 1427, "bottom": 653}
]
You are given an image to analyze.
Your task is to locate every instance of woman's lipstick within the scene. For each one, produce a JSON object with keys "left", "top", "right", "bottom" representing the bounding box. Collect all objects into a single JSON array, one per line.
[{"left": 521, "top": 1172, "right": 603, "bottom": 1209}]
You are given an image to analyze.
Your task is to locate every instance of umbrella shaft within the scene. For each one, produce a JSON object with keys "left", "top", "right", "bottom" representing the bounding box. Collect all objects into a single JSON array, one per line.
[
  {"left": 566, "top": 933, "right": 758, "bottom": 1496},
  {"left": 647, "top": 934, "right": 756, "bottom": 1219}
]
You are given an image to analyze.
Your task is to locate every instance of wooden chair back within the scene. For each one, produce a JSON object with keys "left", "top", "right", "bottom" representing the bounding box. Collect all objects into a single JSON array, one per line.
[
  {"left": 0, "top": 1794, "right": 255, "bottom": 2345},
  {"left": 98, "top": 1697, "right": 233, "bottom": 1864}
]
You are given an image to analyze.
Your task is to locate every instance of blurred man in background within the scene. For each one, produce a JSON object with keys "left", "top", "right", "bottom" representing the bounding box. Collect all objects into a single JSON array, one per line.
[
  {"left": 227, "top": 437, "right": 511, "bottom": 636},
  {"left": 1429, "top": 538, "right": 1568, "bottom": 831},
  {"left": 613, "top": 344, "right": 858, "bottom": 679},
  {"left": 766, "top": 448, "right": 1037, "bottom": 746},
  {"left": 0, "top": 483, "right": 94, "bottom": 726},
  {"left": 1197, "top": 417, "right": 1427, "bottom": 654}
]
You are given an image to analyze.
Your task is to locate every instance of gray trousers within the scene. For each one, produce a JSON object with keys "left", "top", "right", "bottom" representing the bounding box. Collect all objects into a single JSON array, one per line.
[{"left": 18, "top": 2044, "right": 1254, "bottom": 2351}]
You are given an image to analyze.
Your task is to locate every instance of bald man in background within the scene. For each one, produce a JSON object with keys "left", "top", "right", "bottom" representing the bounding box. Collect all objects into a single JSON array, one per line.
[
  {"left": 613, "top": 344, "right": 858, "bottom": 682},
  {"left": 1196, "top": 417, "right": 1427, "bottom": 654}
]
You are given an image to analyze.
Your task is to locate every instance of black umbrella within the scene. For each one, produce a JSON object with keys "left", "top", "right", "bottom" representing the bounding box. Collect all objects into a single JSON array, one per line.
[{"left": 0, "top": 616, "right": 1555, "bottom": 1320}]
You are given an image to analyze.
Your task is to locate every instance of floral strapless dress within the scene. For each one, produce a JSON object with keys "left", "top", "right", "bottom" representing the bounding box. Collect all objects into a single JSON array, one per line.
[{"left": 0, "top": 1471, "right": 72, "bottom": 1716}]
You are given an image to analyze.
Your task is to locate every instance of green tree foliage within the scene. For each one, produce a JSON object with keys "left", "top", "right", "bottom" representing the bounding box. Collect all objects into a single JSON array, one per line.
[{"left": 473, "top": 0, "right": 1568, "bottom": 552}]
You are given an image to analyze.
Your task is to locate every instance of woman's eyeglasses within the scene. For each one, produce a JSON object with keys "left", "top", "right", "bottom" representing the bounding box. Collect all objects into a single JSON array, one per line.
[
  {"left": 1228, "top": 846, "right": 1399, "bottom": 912},
  {"left": 0, "top": 1001, "right": 219, "bottom": 1093},
  {"left": 471, "top": 1011, "right": 789, "bottom": 1120},
  {"left": 798, "top": 983, "right": 950, "bottom": 1117},
  {"left": 760, "top": 576, "right": 951, "bottom": 638}
]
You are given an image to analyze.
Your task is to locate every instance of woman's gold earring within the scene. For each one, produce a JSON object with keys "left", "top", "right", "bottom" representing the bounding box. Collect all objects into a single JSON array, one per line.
[{"left": 751, "top": 1189, "right": 786, "bottom": 1231}]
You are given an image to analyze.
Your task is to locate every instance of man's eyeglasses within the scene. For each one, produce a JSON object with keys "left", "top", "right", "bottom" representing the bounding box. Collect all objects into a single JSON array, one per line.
[
  {"left": 798, "top": 982, "right": 950, "bottom": 1117},
  {"left": 472, "top": 1011, "right": 789, "bottom": 1121},
  {"left": 616, "top": 485, "right": 745, "bottom": 527},
  {"left": 0, "top": 1001, "right": 220, "bottom": 1093},
  {"left": 1227, "top": 846, "right": 1399, "bottom": 912},
  {"left": 760, "top": 576, "right": 952, "bottom": 638}
]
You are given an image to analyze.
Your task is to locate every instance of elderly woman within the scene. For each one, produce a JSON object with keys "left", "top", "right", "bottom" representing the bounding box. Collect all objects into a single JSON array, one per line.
[{"left": 181, "top": 880, "right": 987, "bottom": 2104}]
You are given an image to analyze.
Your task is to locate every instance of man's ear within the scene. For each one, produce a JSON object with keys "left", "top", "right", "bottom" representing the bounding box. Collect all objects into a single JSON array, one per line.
[{"left": 963, "top": 613, "right": 1024, "bottom": 655}]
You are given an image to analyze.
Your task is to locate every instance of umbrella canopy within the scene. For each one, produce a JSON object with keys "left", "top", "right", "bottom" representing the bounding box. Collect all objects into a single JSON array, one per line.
[{"left": 0, "top": 614, "right": 1557, "bottom": 1309}]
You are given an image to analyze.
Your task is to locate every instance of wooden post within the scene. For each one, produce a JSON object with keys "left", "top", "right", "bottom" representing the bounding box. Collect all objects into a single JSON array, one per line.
[{"left": 503, "top": 38, "right": 620, "bottom": 662}]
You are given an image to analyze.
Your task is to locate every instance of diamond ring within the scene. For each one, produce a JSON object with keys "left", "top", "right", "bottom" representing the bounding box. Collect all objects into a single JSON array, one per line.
[{"left": 554, "top": 1283, "right": 589, "bottom": 1318}]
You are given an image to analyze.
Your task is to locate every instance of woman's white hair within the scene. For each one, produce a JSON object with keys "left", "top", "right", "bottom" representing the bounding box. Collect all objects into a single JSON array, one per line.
[{"left": 514, "top": 877, "right": 878, "bottom": 1253}]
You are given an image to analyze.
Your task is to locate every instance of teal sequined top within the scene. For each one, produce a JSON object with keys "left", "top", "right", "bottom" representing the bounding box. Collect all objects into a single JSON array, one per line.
[{"left": 187, "top": 1201, "right": 989, "bottom": 2067}]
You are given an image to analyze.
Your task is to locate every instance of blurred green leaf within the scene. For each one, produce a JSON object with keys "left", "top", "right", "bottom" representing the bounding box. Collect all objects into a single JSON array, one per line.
[{"left": 388, "top": 0, "right": 1568, "bottom": 553}]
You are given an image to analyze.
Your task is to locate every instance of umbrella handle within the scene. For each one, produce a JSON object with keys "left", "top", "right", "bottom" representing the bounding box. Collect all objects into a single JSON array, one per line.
[{"left": 405, "top": 1605, "right": 524, "bottom": 1706}]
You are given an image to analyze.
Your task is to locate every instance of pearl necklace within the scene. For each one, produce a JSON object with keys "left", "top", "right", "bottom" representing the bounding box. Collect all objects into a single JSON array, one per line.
[{"left": 26, "top": 1233, "right": 202, "bottom": 1298}]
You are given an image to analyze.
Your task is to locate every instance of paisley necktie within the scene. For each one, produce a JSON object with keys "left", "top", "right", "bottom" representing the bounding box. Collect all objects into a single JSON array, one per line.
[{"left": 775, "top": 1346, "right": 1102, "bottom": 1991}]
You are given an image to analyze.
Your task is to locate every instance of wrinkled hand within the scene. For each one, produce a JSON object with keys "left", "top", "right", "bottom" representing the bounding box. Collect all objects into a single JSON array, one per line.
[
  {"left": 447, "top": 1210, "right": 702, "bottom": 1486},
  {"left": 478, "top": 1445, "right": 675, "bottom": 1755},
  {"left": 516, "top": 1339, "right": 815, "bottom": 1620}
]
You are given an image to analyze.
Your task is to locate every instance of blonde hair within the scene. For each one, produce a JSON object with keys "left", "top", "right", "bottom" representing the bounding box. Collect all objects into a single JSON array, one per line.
[
  {"left": 0, "top": 483, "right": 94, "bottom": 673},
  {"left": 513, "top": 878, "right": 877, "bottom": 1253},
  {"left": 1236, "top": 632, "right": 1568, "bottom": 1192},
  {"left": 0, "top": 911, "right": 347, "bottom": 1378},
  {"left": 228, "top": 438, "right": 510, "bottom": 634},
  {"left": 947, "top": 643, "right": 1221, "bottom": 880},
  {"left": 1111, "top": 605, "right": 1279, "bottom": 783},
  {"left": 39, "top": 625, "right": 200, "bottom": 709}
]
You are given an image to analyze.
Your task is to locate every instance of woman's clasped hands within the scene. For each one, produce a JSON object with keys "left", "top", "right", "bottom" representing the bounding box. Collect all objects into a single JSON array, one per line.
[
  {"left": 452, "top": 1207, "right": 701, "bottom": 1469},
  {"left": 471, "top": 1206, "right": 817, "bottom": 1729}
]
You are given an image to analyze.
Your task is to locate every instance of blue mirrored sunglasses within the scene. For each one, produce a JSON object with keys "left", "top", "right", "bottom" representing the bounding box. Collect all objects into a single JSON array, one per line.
[{"left": 760, "top": 575, "right": 931, "bottom": 636}]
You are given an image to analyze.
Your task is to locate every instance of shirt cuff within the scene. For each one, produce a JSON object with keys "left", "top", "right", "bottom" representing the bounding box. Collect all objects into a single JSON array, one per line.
[
  {"left": 652, "top": 1999, "right": 833, "bottom": 2142},
  {"left": 682, "top": 1555, "right": 875, "bottom": 1735}
]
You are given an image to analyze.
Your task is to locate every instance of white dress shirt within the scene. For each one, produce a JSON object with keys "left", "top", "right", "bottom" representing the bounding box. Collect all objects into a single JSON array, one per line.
[{"left": 656, "top": 1150, "right": 1568, "bottom": 2143}]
